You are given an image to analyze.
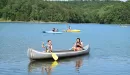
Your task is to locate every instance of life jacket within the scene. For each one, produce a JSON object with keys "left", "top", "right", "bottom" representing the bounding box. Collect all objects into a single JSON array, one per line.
[
  {"left": 76, "top": 42, "right": 82, "bottom": 48},
  {"left": 45, "top": 44, "right": 52, "bottom": 50}
]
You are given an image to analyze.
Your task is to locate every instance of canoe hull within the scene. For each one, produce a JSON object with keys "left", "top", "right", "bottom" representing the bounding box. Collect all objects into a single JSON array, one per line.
[
  {"left": 43, "top": 31, "right": 62, "bottom": 34},
  {"left": 64, "top": 30, "right": 81, "bottom": 32},
  {"left": 27, "top": 44, "right": 90, "bottom": 60}
]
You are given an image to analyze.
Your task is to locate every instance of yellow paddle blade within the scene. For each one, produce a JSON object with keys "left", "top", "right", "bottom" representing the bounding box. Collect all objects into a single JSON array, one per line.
[
  {"left": 51, "top": 61, "right": 58, "bottom": 68},
  {"left": 51, "top": 52, "right": 58, "bottom": 61}
]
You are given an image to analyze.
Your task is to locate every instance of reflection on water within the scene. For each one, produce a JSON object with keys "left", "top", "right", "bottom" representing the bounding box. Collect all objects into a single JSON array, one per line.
[
  {"left": 28, "top": 55, "right": 89, "bottom": 75},
  {"left": 42, "top": 63, "right": 53, "bottom": 75},
  {"left": 75, "top": 58, "right": 82, "bottom": 73}
]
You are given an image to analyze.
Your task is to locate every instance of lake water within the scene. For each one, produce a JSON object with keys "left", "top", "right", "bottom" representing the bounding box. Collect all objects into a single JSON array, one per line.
[{"left": 0, "top": 22, "right": 130, "bottom": 75}]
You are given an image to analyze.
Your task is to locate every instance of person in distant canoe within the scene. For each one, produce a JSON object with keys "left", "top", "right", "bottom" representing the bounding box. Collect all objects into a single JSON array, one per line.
[
  {"left": 42, "top": 40, "right": 53, "bottom": 52},
  {"left": 68, "top": 26, "right": 71, "bottom": 30},
  {"left": 52, "top": 28, "right": 57, "bottom": 32},
  {"left": 72, "top": 38, "right": 83, "bottom": 51}
]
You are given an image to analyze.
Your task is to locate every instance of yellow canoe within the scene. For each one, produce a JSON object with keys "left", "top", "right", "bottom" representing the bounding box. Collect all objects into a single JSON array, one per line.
[{"left": 64, "top": 29, "right": 81, "bottom": 32}]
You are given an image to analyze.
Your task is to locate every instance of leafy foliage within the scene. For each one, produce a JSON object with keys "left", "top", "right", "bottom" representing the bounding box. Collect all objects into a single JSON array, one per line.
[{"left": 0, "top": 0, "right": 130, "bottom": 24}]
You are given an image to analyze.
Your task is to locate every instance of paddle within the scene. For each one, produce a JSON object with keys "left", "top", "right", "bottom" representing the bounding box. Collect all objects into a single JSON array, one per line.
[
  {"left": 51, "top": 52, "right": 58, "bottom": 61},
  {"left": 45, "top": 50, "right": 58, "bottom": 61}
]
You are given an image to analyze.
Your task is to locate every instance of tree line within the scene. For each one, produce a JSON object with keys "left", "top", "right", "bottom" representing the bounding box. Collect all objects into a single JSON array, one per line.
[{"left": 0, "top": 0, "right": 130, "bottom": 24}]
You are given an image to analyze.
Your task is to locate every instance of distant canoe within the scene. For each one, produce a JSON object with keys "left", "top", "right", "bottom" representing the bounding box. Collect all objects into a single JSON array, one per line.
[
  {"left": 27, "top": 44, "right": 90, "bottom": 60},
  {"left": 63, "top": 29, "right": 81, "bottom": 32},
  {"left": 43, "top": 31, "right": 63, "bottom": 34}
]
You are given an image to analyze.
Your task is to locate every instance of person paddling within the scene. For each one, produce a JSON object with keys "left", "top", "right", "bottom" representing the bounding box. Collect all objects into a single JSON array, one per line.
[
  {"left": 72, "top": 38, "right": 83, "bottom": 51},
  {"left": 42, "top": 40, "right": 53, "bottom": 52},
  {"left": 52, "top": 28, "right": 57, "bottom": 32},
  {"left": 68, "top": 26, "right": 71, "bottom": 30},
  {"left": 52, "top": 28, "right": 55, "bottom": 32}
]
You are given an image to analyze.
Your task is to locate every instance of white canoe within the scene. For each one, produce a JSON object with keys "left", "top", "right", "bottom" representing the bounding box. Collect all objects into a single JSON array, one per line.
[{"left": 27, "top": 44, "right": 90, "bottom": 60}]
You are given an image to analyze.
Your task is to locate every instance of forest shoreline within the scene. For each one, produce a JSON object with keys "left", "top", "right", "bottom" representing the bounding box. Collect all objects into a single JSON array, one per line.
[{"left": 1, "top": 1, "right": 130, "bottom": 24}]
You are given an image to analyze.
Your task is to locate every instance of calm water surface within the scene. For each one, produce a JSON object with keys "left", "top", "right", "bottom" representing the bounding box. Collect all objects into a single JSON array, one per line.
[{"left": 0, "top": 22, "right": 130, "bottom": 75}]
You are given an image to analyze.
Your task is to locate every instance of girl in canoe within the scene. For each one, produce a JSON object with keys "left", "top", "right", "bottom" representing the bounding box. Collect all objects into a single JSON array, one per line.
[
  {"left": 42, "top": 40, "right": 53, "bottom": 52},
  {"left": 73, "top": 38, "right": 83, "bottom": 51}
]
